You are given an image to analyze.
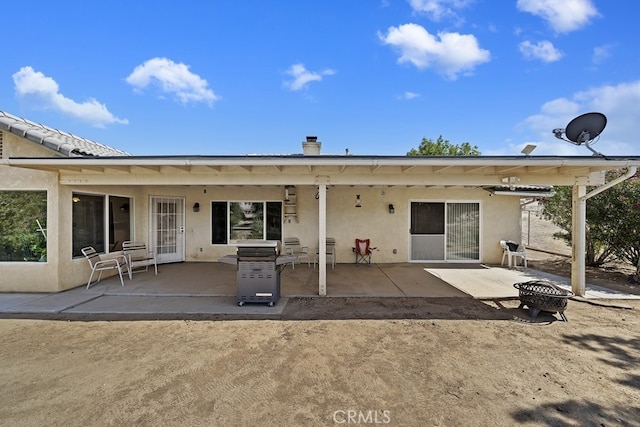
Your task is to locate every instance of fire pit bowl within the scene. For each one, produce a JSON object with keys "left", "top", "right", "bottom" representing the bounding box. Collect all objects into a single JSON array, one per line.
[{"left": 513, "top": 280, "right": 574, "bottom": 321}]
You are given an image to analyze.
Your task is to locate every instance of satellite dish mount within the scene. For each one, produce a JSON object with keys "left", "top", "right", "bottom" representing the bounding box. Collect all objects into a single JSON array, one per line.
[{"left": 553, "top": 112, "right": 607, "bottom": 156}]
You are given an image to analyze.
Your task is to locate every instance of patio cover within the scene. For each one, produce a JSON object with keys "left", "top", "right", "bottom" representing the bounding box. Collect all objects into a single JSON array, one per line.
[{"left": 8, "top": 154, "right": 640, "bottom": 297}]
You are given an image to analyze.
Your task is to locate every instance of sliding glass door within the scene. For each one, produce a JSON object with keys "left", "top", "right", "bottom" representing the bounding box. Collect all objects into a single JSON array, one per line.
[{"left": 410, "top": 201, "right": 480, "bottom": 262}]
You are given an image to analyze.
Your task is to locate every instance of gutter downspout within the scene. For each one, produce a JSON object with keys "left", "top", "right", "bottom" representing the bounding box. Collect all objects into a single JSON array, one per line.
[{"left": 571, "top": 166, "right": 637, "bottom": 296}]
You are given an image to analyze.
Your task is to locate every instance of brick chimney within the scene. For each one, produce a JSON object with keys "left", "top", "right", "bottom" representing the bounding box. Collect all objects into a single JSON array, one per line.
[{"left": 302, "top": 136, "right": 321, "bottom": 155}]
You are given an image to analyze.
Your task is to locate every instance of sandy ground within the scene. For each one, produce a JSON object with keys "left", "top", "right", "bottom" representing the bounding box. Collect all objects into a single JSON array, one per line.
[
  {"left": 1, "top": 213, "right": 639, "bottom": 426},
  {"left": 1, "top": 298, "right": 639, "bottom": 426}
]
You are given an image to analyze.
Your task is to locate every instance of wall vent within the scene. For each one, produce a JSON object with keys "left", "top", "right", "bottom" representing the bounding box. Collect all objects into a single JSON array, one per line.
[{"left": 0, "top": 130, "right": 3, "bottom": 159}]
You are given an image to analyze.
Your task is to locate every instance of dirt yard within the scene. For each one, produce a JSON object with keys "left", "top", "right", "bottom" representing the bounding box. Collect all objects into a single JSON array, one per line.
[
  {"left": 1, "top": 213, "right": 639, "bottom": 426},
  {"left": 0, "top": 297, "right": 639, "bottom": 426}
]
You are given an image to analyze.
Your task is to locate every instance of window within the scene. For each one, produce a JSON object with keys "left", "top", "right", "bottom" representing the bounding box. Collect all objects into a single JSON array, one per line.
[
  {"left": 72, "top": 193, "right": 132, "bottom": 257},
  {"left": 211, "top": 201, "right": 282, "bottom": 244},
  {"left": 0, "top": 191, "right": 47, "bottom": 262},
  {"left": 411, "top": 202, "right": 445, "bottom": 234}
]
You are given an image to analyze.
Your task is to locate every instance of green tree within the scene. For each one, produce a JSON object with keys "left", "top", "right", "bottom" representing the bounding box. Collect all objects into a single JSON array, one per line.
[
  {"left": 540, "top": 169, "right": 640, "bottom": 267},
  {"left": 407, "top": 135, "right": 481, "bottom": 156},
  {"left": 0, "top": 191, "right": 47, "bottom": 261}
]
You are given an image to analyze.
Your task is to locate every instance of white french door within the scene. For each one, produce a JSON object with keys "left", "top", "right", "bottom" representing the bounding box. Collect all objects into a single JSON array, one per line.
[
  {"left": 150, "top": 196, "right": 185, "bottom": 264},
  {"left": 410, "top": 201, "right": 480, "bottom": 262}
]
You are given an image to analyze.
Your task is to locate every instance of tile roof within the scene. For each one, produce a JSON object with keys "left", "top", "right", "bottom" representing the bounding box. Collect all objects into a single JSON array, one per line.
[{"left": 0, "top": 111, "right": 130, "bottom": 157}]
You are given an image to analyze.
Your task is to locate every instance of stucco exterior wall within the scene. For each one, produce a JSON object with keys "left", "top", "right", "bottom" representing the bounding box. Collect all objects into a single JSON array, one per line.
[
  {"left": 3, "top": 132, "right": 62, "bottom": 158},
  {"left": 0, "top": 175, "right": 522, "bottom": 292},
  {"left": 0, "top": 134, "right": 62, "bottom": 292},
  {"left": 159, "top": 184, "right": 521, "bottom": 265}
]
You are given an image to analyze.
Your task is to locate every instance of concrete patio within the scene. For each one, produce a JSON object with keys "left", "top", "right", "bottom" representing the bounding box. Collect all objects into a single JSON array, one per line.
[{"left": 0, "top": 261, "right": 637, "bottom": 319}]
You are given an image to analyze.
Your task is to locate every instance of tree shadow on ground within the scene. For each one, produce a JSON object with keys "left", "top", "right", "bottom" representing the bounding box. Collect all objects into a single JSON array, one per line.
[
  {"left": 512, "top": 331, "right": 640, "bottom": 426},
  {"left": 512, "top": 399, "right": 640, "bottom": 426},
  {"left": 560, "top": 332, "right": 640, "bottom": 377}
]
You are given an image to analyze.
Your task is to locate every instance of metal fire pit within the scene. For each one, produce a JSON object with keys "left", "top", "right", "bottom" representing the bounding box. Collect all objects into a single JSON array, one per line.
[{"left": 513, "top": 280, "right": 574, "bottom": 321}]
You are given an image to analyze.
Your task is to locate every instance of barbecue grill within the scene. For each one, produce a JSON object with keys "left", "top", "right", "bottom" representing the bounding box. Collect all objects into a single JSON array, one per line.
[{"left": 219, "top": 240, "right": 295, "bottom": 306}]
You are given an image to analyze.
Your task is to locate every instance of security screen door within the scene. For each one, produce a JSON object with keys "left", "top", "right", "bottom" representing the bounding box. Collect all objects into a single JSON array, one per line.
[
  {"left": 410, "top": 202, "right": 480, "bottom": 262},
  {"left": 150, "top": 196, "right": 185, "bottom": 264}
]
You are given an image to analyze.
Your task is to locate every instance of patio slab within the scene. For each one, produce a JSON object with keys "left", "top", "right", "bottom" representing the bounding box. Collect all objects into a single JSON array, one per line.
[
  {"left": 64, "top": 295, "right": 287, "bottom": 315},
  {"left": 0, "top": 262, "right": 637, "bottom": 319},
  {"left": 0, "top": 292, "right": 101, "bottom": 313},
  {"left": 425, "top": 265, "right": 640, "bottom": 300}
]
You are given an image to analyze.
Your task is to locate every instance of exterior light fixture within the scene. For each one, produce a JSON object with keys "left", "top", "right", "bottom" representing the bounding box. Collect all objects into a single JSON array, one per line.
[
  {"left": 72, "top": 196, "right": 80, "bottom": 203},
  {"left": 388, "top": 204, "right": 395, "bottom": 214},
  {"left": 355, "top": 194, "right": 362, "bottom": 208},
  {"left": 193, "top": 202, "right": 200, "bottom": 212}
]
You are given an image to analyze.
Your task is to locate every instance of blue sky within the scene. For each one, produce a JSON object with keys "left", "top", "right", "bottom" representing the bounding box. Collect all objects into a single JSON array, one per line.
[{"left": 2, "top": 0, "right": 639, "bottom": 156}]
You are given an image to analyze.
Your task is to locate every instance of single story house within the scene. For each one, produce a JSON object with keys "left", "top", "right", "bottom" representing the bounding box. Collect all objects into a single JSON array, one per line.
[{"left": 1, "top": 110, "right": 638, "bottom": 296}]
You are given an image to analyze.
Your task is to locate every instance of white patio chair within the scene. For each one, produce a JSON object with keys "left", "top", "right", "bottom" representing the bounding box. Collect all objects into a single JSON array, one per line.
[
  {"left": 314, "top": 237, "right": 336, "bottom": 269},
  {"left": 122, "top": 241, "right": 158, "bottom": 275},
  {"left": 283, "top": 237, "right": 311, "bottom": 269},
  {"left": 81, "top": 246, "right": 129, "bottom": 289},
  {"left": 500, "top": 240, "right": 527, "bottom": 268}
]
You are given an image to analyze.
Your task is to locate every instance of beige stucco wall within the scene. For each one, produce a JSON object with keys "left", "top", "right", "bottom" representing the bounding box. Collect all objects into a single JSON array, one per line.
[
  {"left": 0, "top": 176, "right": 522, "bottom": 292},
  {"left": 0, "top": 133, "right": 62, "bottom": 292},
  {"left": 151, "top": 184, "right": 521, "bottom": 265}
]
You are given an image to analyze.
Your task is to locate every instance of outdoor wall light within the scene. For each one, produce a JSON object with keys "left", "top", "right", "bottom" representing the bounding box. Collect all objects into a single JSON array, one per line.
[
  {"left": 193, "top": 202, "right": 200, "bottom": 212},
  {"left": 355, "top": 194, "right": 362, "bottom": 208},
  {"left": 72, "top": 196, "right": 80, "bottom": 203},
  {"left": 388, "top": 204, "right": 395, "bottom": 214}
]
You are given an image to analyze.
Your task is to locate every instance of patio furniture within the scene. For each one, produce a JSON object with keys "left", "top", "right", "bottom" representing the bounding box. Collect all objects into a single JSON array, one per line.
[
  {"left": 353, "top": 238, "right": 376, "bottom": 265},
  {"left": 283, "top": 237, "right": 310, "bottom": 269},
  {"left": 81, "top": 246, "right": 129, "bottom": 289},
  {"left": 513, "top": 280, "right": 574, "bottom": 321},
  {"left": 500, "top": 240, "right": 527, "bottom": 268},
  {"left": 122, "top": 241, "right": 157, "bottom": 276},
  {"left": 314, "top": 238, "right": 336, "bottom": 269}
]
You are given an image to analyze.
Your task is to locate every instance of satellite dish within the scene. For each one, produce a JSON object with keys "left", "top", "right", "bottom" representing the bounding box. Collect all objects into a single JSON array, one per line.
[
  {"left": 565, "top": 112, "right": 607, "bottom": 143},
  {"left": 553, "top": 112, "right": 607, "bottom": 156}
]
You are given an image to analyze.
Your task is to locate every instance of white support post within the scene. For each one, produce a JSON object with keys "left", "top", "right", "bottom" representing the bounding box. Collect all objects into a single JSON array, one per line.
[
  {"left": 318, "top": 184, "right": 327, "bottom": 296},
  {"left": 571, "top": 184, "right": 587, "bottom": 296}
]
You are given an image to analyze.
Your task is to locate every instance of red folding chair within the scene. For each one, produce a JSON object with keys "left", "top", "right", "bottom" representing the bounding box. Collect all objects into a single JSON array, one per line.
[{"left": 354, "top": 239, "right": 376, "bottom": 265}]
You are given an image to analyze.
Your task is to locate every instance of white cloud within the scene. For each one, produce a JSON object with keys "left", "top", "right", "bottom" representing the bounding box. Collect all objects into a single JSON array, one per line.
[
  {"left": 408, "top": 0, "right": 474, "bottom": 22},
  {"left": 379, "top": 23, "right": 490, "bottom": 80},
  {"left": 519, "top": 40, "right": 563, "bottom": 62},
  {"left": 592, "top": 44, "right": 613, "bottom": 65},
  {"left": 402, "top": 91, "right": 421, "bottom": 100},
  {"left": 126, "top": 57, "right": 218, "bottom": 105},
  {"left": 516, "top": 0, "right": 599, "bottom": 34},
  {"left": 12, "top": 66, "right": 128, "bottom": 128},
  {"left": 283, "top": 63, "right": 335, "bottom": 91},
  {"left": 518, "top": 80, "right": 640, "bottom": 155}
]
